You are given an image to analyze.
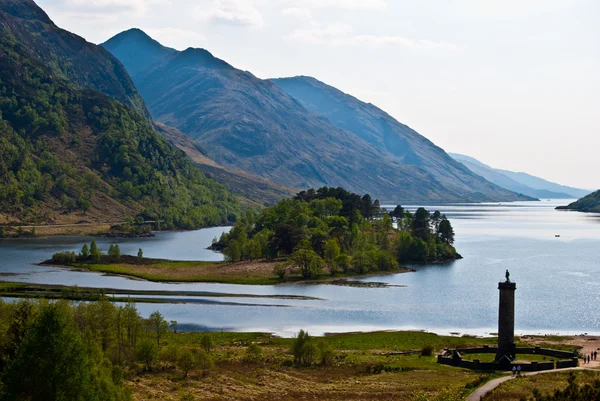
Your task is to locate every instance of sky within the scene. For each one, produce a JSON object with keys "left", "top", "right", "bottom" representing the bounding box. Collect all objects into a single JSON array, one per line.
[{"left": 36, "top": 0, "right": 600, "bottom": 189}]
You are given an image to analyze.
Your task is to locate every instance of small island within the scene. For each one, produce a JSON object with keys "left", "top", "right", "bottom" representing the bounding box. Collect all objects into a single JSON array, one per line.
[
  {"left": 556, "top": 189, "right": 600, "bottom": 213},
  {"left": 45, "top": 187, "right": 461, "bottom": 285}
]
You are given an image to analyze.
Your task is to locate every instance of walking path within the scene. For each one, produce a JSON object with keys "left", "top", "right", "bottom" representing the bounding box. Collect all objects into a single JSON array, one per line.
[{"left": 466, "top": 367, "right": 598, "bottom": 401}]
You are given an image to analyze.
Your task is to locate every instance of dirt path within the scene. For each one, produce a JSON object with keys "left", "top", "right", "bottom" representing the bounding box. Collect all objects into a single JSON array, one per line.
[{"left": 466, "top": 367, "right": 598, "bottom": 401}]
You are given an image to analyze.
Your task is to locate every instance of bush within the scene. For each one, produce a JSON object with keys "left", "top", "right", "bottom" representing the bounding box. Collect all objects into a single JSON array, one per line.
[
  {"left": 245, "top": 343, "right": 263, "bottom": 363},
  {"left": 51, "top": 251, "right": 76, "bottom": 264},
  {"left": 177, "top": 349, "right": 195, "bottom": 378},
  {"left": 421, "top": 345, "right": 434, "bottom": 357},
  {"left": 291, "top": 330, "right": 316, "bottom": 366},
  {"left": 137, "top": 339, "right": 158, "bottom": 370},
  {"left": 159, "top": 345, "right": 179, "bottom": 366},
  {"left": 273, "top": 263, "right": 288, "bottom": 280},
  {"left": 200, "top": 334, "right": 213, "bottom": 354},
  {"left": 192, "top": 349, "right": 213, "bottom": 373},
  {"left": 317, "top": 340, "right": 334, "bottom": 366}
]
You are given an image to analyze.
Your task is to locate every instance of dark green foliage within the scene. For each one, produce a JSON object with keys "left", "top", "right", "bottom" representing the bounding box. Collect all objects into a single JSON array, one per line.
[
  {"left": 0, "top": 11, "right": 243, "bottom": 227},
  {"left": 1, "top": 303, "right": 128, "bottom": 401},
  {"left": 136, "top": 339, "right": 158, "bottom": 371},
  {"left": 245, "top": 343, "right": 263, "bottom": 364},
  {"left": 217, "top": 187, "right": 460, "bottom": 281},
  {"left": 200, "top": 334, "right": 213, "bottom": 354}
]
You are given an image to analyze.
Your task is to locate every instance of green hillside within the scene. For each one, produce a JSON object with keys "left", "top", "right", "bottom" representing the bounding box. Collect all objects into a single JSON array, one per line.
[
  {"left": 556, "top": 190, "right": 600, "bottom": 213},
  {"left": 0, "top": 0, "right": 242, "bottom": 228}
]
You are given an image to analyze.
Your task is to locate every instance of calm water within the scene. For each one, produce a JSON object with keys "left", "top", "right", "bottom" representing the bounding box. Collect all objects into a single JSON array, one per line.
[{"left": 1, "top": 200, "right": 599, "bottom": 337}]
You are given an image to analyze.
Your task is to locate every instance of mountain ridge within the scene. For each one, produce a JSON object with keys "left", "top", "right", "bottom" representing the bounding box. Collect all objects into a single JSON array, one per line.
[
  {"left": 103, "top": 30, "right": 531, "bottom": 203},
  {"left": 450, "top": 153, "right": 589, "bottom": 199}
]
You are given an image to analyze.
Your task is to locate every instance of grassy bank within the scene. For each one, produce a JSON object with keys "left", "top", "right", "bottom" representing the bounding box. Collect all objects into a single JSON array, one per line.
[
  {"left": 483, "top": 370, "right": 600, "bottom": 401},
  {"left": 42, "top": 255, "right": 413, "bottom": 285}
]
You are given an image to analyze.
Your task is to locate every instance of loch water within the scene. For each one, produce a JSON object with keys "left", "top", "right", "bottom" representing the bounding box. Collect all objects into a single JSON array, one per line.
[{"left": 1, "top": 200, "right": 599, "bottom": 337}]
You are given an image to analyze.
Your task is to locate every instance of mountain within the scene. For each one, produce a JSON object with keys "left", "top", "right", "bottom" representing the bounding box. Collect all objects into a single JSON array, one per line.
[
  {"left": 0, "top": 0, "right": 242, "bottom": 228},
  {"left": 154, "top": 123, "right": 297, "bottom": 206},
  {"left": 556, "top": 190, "right": 600, "bottom": 213},
  {"left": 103, "top": 31, "right": 530, "bottom": 203},
  {"left": 450, "top": 153, "right": 590, "bottom": 199},
  {"left": 270, "top": 76, "right": 534, "bottom": 202}
]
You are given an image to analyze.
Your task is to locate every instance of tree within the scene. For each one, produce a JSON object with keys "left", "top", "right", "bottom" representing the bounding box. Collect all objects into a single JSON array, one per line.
[
  {"left": 412, "top": 208, "right": 431, "bottom": 241},
  {"left": 291, "top": 330, "right": 316, "bottom": 366},
  {"left": 177, "top": 349, "right": 195, "bottom": 378},
  {"left": 438, "top": 217, "right": 455, "bottom": 245},
  {"left": 390, "top": 205, "right": 404, "bottom": 221},
  {"left": 291, "top": 249, "right": 319, "bottom": 279},
  {"left": 137, "top": 339, "right": 158, "bottom": 371},
  {"left": 335, "top": 254, "right": 350, "bottom": 274},
  {"left": 223, "top": 240, "right": 241, "bottom": 263},
  {"left": 193, "top": 349, "right": 213, "bottom": 373},
  {"left": 200, "top": 334, "right": 213, "bottom": 354},
  {"left": 80, "top": 243, "right": 89, "bottom": 260},
  {"left": 2, "top": 303, "right": 126, "bottom": 401},
  {"left": 90, "top": 240, "right": 100, "bottom": 263},
  {"left": 108, "top": 244, "right": 121, "bottom": 261},
  {"left": 169, "top": 320, "right": 178, "bottom": 334},
  {"left": 148, "top": 311, "right": 169, "bottom": 347},
  {"left": 323, "top": 238, "right": 341, "bottom": 275}
]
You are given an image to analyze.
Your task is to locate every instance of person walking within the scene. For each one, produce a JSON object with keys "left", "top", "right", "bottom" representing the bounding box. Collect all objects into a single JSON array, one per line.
[
  {"left": 516, "top": 365, "right": 521, "bottom": 376},
  {"left": 583, "top": 354, "right": 587, "bottom": 364},
  {"left": 589, "top": 354, "right": 592, "bottom": 364},
  {"left": 595, "top": 350, "right": 598, "bottom": 361}
]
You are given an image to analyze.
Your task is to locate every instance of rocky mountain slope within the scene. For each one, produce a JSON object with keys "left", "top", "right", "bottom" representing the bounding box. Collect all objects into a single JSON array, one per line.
[
  {"left": 103, "top": 30, "right": 530, "bottom": 203},
  {"left": 0, "top": 0, "right": 242, "bottom": 227}
]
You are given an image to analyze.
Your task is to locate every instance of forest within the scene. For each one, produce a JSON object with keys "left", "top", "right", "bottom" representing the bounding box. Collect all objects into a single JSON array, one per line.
[
  {"left": 0, "top": 26, "right": 242, "bottom": 228},
  {"left": 215, "top": 187, "right": 460, "bottom": 279}
]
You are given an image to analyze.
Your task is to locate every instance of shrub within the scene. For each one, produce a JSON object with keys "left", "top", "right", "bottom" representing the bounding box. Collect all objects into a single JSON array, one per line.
[
  {"left": 317, "top": 340, "right": 334, "bottom": 366},
  {"left": 273, "top": 263, "right": 288, "bottom": 280},
  {"left": 159, "top": 345, "right": 179, "bottom": 366},
  {"left": 291, "top": 330, "right": 316, "bottom": 366},
  {"left": 245, "top": 343, "right": 263, "bottom": 363},
  {"left": 177, "top": 349, "right": 195, "bottom": 378},
  {"left": 421, "top": 345, "right": 434, "bottom": 357},
  {"left": 200, "top": 334, "right": 213, "bottom": 354},
  {"left": 137, "top": 339, "right": 158, "bottom": 370},
  {"left": 192, "top": 349, "right": 213, "bottom": 373}
]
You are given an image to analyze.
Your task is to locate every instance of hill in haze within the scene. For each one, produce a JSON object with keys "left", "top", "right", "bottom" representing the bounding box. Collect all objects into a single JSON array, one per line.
[
  {"left": 103, "top": 30, "right": 531, "bottom": 203},
  {"left": 449, "top": 153, "right": 590, "bottom": 199},
  {"left": 556, "top": 190, "right": 600, "bottom": 213},
  {"left": 0, "top": 0, "right": 242, "bottom": 228}
]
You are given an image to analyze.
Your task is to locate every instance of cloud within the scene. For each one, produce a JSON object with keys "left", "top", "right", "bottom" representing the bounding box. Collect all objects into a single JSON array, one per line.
[
  {"left": 286, "top": 23, "right": 456, "bottom": 50},
  {"left": 194, "top": 0, "right": 264, "bottom": 27},
  {"left": 282, "top": 7, "right": 312, "bottom": 18},
  {"left": 282, "top": 0, "right": 387, "bottom": 9},
  {"left": 64, "top": 0, "right": 154, "bottom": 14},
  {"left": 145, "top": 28, "right": 207, "bottom": 49}
]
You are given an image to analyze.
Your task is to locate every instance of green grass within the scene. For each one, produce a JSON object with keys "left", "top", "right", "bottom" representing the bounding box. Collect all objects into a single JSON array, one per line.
[{"left": 320, "top": 331, "right": 496, "bottom": 352}]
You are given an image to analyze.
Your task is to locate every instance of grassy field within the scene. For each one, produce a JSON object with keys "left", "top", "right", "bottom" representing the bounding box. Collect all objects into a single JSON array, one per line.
[
  {"left": 43, "top": 257, "right": 412, "bottom": 285},
  {"left": 128, "top": 330, "right": 504, "bottom": 401},
  {"left": 482, "top": 370, "right": 600, "bottom": 401}
]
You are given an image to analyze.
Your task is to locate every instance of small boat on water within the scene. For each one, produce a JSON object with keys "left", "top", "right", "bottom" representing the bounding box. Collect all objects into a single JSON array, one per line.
[{"left": 555, "top": 235, "right": 561, "bottom": 238}]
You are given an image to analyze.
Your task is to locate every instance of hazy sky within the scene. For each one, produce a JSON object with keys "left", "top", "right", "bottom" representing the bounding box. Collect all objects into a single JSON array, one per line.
[{"left": 37, "top": 0, "right": 599, "bottom": 189}]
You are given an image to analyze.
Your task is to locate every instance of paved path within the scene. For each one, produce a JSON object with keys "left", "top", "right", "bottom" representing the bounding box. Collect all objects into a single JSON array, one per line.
[{"left": 466, "top": 367, "right": 598, "bottom": 401}]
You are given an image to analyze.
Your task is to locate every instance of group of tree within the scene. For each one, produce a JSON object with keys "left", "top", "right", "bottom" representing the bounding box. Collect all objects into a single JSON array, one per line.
[
  {"left": 0, "top": 28, "right": 243, "bottom": 228},
  {"left": 0, "top": 298, "right": 222, "bottom": 400},
  {"left": 215, "top": 187, "right": 459, "bottom": 280},
  {"left": 50, "top": 241, "right": 143, "bottom": 265},
  {"left": 525, "top": 373, "right": 600, "bottom": 400}
]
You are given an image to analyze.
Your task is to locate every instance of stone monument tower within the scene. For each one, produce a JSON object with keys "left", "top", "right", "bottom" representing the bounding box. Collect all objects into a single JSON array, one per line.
[{"left": 495, "top": 270, "right": 516, "bottom": 362}]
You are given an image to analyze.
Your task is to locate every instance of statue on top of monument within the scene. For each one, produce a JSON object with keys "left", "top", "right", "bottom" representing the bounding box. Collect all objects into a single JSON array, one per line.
[{"left": 505, "top": 269, "right": 510, "bottom": 282}]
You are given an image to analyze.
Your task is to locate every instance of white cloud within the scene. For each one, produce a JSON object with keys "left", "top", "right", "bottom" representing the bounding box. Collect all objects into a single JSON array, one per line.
[
  {"left": 282, "top": 7, "right": 312, "bottom": 18},
  {"left": 64, "top": 0, "right": 155, "bottom": 14},
  {"left": 145, "top": 28, "right": 207, "bottom": 49},
  {"left": 282, "top": 0, "right": 387, "bottom": 9},
  {"left": 194, "top": 0, "right": 264, "bottom": 27},
  {"left": 286, "top": 23, "right": 456, "bottom": 50}
]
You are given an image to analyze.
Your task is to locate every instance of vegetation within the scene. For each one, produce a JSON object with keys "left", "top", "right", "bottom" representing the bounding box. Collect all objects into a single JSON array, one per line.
[
  {"left": 215, "top": 187, "right": 460, "bottom": 280},
  {"left": 0, "top": 18, "right": 243, "bottom": 227},
  {"left": 556, "top": 190, "right": 600, "bottom": 213},
  {"left": 483, "top": 371, "right": 600, "bottom": 401}
]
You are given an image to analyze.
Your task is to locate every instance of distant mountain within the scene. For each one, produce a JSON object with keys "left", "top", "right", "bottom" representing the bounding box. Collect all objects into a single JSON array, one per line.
[
  {"left": 155, "top": 123, "right": 297, "bottom": 206},
  {"left": 450, "top": 153, "right": 590, "bottom": 199},
  {"left": 0, "top": 0, "right": 242, "bottom": 227},
  {"left": 556, "top": 190, "right": 600, "bottom": 213},
  {"left": 103, "top": 32, "right": 530, "bottom": 203}
]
